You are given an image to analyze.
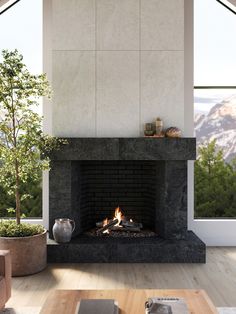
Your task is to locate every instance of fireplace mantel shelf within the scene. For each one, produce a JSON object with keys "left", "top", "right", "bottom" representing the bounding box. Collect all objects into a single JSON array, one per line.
[{"left": 51, "top": 137, "right": 196, "bottom": 161}]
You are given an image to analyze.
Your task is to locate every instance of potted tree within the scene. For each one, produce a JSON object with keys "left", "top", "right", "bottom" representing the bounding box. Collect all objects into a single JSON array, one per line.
[{"left": 0, "top": 50, "right": 65, "bottom": 276}]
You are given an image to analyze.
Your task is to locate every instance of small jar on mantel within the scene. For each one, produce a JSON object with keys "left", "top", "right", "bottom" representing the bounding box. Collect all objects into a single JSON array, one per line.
[
  {"left": 144, "top": 123, "right": 154, "bottom": 136},
  {"left": 155, "top": 117, "right": 164, "bottom": 137}
]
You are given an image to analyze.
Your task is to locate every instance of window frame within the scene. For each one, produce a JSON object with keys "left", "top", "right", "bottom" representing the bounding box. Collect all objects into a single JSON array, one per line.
[
  {"left": 186, "top": 1, "right": 236, "bottom": 245},
  {"left": 0, "top": 0, "right": 45, "bottom": 225}
]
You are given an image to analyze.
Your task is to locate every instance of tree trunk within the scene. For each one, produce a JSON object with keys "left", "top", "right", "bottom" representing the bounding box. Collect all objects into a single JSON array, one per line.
[{"left": 15, "top": 160, "right": 21, "bottom": 225}]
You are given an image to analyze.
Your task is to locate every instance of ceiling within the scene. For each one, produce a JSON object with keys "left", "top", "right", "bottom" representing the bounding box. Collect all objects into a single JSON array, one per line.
[
  {"left": 0, "top": 0, "right": 11, "bottom": 7},
  {"left": 1, "top": 0, "right": 236, "bottom": 14},
  {"left": 228, "top": 0, "right": 236, "bottom": 5}
]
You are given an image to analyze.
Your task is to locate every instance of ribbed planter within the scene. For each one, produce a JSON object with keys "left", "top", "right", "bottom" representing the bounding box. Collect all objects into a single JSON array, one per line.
[{"left": 0, "top": 230, "right": 47, "bottom": 277}]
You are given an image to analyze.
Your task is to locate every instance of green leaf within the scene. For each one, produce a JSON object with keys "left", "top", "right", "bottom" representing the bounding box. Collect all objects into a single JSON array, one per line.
[{"left": 0, "top": 49, "right": 68, "bottom": 223}]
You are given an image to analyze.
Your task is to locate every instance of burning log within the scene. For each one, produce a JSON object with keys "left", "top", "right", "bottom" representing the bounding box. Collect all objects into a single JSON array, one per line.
[
  {"left": 96, "top": 219, "right": 143, "bottom": 229},
  {"left": 111, "top": 226, "right": 141, "bottom": 232},
  {"left": 96, "top": 221, "right": 105, "bottom": 228},
  {"left": 95, "top": 206, "right": 144, "bottom": 235},
  {"left": 121, "top": 220, "right": 143, "bottom": 229},
  {"left": 97, "top": 218, "right": 119, "bottom": 234}
]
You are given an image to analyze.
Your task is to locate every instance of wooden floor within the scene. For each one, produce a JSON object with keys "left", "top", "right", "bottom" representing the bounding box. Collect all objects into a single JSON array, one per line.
[{"left": 6, "top": 247, "right": 236, "bottom": 308}]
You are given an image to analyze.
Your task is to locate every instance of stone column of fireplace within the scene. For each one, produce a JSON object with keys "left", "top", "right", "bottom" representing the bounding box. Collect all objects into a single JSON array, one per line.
[
  {"left": 49, "top": 161, "right": 82, "bottom": 238},
  {"left": 156, "top": 161, "right": 187, "bottom": 240}
]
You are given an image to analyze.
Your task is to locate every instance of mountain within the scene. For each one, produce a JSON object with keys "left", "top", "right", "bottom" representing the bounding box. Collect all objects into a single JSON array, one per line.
[{"left": 195, "top": 96, "right": 236, "bottom": 162}]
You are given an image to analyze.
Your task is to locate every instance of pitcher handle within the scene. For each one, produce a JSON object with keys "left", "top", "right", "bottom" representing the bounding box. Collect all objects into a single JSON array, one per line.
[{"left": 70, "top": 219, "right": 75, "bottom": 233}]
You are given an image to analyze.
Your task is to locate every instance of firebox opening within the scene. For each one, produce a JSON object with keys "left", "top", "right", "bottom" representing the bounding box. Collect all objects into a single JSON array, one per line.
[{"left": 76, "top": 161, "right": 160, "bottom": 237}]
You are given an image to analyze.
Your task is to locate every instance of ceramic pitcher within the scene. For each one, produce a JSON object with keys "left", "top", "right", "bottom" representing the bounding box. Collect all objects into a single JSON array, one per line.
[{"left": 52, "top": 218, "right": 75, "bottom": 243}]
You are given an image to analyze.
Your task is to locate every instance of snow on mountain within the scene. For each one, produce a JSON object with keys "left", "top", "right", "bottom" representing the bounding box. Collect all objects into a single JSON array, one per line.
[
  {"left": 195, "top": 112, "right": 206, "bottom": 132},
  {"left": 195, "top": 95, "right": 236, "bottom": 162}
]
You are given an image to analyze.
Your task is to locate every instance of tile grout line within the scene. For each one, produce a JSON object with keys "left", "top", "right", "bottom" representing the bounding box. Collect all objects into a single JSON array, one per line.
[
  {"left": 53, "top": 50, "right": 184, "bottom": 52},
  {"left": 95, "top": 0, "right": 97, "bottom": 137},
  {"left": 139, "top": 0, "right": 141, "bottom": 136}
]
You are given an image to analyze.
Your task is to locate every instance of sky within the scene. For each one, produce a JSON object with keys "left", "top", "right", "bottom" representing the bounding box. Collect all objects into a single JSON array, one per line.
[
  {"left": 0, "top": 0, "right": 236, "bottom": 114},
  {"left": 194, "top": 0, "right": 236, "bottom": 112},
  {"left": 0, "top": 0, "right": 42, "bottom": 74},
  {"left": 194, "top": 0, "right": 236, "bottom": 86}
]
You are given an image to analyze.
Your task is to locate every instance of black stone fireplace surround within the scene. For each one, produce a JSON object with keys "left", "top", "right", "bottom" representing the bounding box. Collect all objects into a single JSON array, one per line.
[{"left": 47, "top": 138, "right": 206, "bottom": 263}]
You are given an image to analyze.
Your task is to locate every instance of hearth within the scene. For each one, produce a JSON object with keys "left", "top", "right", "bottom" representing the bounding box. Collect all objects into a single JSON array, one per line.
[{"left": 47, "top": 138, "right": 206, "bottom": 263}]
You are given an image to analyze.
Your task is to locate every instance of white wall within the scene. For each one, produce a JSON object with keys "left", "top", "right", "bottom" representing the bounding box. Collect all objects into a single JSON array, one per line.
[{"left": 46, "top": 0, "right": 185, "bottom": 137}]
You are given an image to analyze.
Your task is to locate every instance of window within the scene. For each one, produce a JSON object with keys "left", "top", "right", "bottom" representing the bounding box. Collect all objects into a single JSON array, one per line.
[
  {"left": 0, "top": 0, "right": 43, "bottom": 218},
  {"left": 194, "top": 0, "right": 236, "bottom": 218}
]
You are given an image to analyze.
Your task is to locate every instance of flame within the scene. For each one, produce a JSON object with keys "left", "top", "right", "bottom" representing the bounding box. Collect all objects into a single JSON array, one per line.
[
  {"left": 113, "top": 206, "right": 123, "bottom": 227},
  {"left": 101, "top": 206, "right": 125, "bottom": 233},
  {"left": 103, "top": 218, "right": 108, "bottom": 226},
  {"left": 102, "top": 218, "right": 109, "bottom": 234}
]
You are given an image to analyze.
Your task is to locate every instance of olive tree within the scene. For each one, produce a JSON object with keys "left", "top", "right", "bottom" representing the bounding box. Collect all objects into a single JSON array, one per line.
[{"left": 0, "top": 50, "right": 65, "bottom": 224}]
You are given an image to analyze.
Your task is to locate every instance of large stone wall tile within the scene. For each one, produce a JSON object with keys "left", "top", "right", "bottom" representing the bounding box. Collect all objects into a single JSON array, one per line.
[
  {"left": 141, "top": 0, "right": 184, "bottom": 50},
  {"left": 96, "top": 51, "right": 140, "bottom": 137},
  {"left": 96, "top": 0, "right": 139, "bottom": 50},
  {"left": 52, "top": 51, "right": 96, "bottom": 137},
  {"left": 52, "top": 0, "right": 95, "bottom": 50},
  {"left": 141, "top": 51, "right": 184, "bottom": 133}
]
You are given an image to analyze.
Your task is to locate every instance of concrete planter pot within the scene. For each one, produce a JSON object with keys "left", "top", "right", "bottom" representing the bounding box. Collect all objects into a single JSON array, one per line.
[{"left": 0, "top": 229, "right": 47, "bottom": 277}]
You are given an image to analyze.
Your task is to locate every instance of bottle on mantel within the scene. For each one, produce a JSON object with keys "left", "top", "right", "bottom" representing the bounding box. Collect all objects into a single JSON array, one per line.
[{"left": 155, "top": 117, "right": 163, "bottom": 137}]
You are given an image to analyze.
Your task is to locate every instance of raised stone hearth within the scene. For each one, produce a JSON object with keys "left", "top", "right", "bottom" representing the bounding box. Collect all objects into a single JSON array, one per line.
[
  {"left": 47, "top": 138, "right": 206, "bottom": 263},
  {"left": 47, "top": 231, "right": 204, "bottom": 263}
]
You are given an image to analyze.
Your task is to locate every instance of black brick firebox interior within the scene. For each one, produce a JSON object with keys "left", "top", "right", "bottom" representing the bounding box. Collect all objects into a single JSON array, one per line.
[
  {"left": 77, "top": 160, "right": 157, "bottom": 233},
  {"left": 47, "top": 138, "right": 206, "bottom": 263}
]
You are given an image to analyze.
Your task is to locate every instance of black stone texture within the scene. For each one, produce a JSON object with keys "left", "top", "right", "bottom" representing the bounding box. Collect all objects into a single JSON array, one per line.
[
  {"left": 47, "top": 231, "right": 206, "bottom": 263},
  {"left": 50, "top": 138, "right": 196, "bottom": 161}
]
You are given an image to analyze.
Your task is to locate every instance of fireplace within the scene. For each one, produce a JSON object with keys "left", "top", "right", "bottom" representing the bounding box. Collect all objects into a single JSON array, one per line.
[{"left": 47, "top": 138, "right": 205, "bottom": 263}]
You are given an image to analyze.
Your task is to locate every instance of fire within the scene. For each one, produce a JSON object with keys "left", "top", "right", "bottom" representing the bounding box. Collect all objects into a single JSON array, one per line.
[
  {"left": 102, "top": 206, "right": 124, "bottom": 233},
  {"left": 102, "top": 218, "right": 109, "bottom": 234},
  {"left": 103, "top": 218, "right": 108, "bottom": 226},
  {"left": 113, "top": 206, "right": 123, "bottom": 226},
  {"left": 97, "top": 206, "right": 142, "bottom": 236}
]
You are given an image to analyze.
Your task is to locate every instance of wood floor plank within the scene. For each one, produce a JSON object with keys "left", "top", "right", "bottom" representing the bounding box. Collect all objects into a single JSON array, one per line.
[
  {"left": 40, "top": 289, "right": 218, "bottom": 314},
  {"left": 6, "top": 247, "right": 236, "bottom": 308}
]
